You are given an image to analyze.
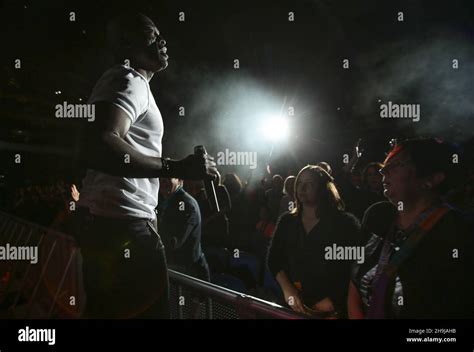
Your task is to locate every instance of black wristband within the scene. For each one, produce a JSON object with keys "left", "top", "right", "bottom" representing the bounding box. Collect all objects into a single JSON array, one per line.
[
  {"left": 161, "top": 158, "right": 185, "bottom": 178},
  {"left": 161, "top": 157, "right": 171, "bottom": 173}
]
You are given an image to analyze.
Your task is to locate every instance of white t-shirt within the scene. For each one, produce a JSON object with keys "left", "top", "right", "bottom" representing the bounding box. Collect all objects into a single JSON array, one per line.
[{"left": 78, "top": 65, "right": 164, "bottom": 220}]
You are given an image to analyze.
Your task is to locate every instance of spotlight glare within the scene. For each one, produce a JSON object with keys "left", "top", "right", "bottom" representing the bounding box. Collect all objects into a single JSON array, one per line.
[{"left": 260, "top": 116, "right": 290, "bottom": 142}]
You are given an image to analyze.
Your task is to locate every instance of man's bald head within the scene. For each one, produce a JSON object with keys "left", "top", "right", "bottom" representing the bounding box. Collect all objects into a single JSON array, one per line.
[
  {"left": 105, "top": 13, "right": 169, "bottom": 73},
  {"left": 106, "top": 13, "right": 157, "bottom": 58}
]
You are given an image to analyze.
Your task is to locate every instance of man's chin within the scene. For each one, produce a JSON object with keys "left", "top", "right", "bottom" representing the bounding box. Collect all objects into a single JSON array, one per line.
[{"left": 155, "top": 60, "right": 168, "bottom": 72}]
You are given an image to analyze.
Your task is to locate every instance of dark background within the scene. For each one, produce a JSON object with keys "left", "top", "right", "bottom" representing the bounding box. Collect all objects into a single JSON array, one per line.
[{"left": 1, "top": 0, "right": 473, "bottom": 183}]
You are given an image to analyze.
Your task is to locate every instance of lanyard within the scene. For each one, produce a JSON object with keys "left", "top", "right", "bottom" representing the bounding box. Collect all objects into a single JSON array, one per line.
[
  {"left": 374, "top": 204, "right": 441, "bottom": 281},
  {"left": 367, "top": 204, "right": 450, "bottom": 319}
]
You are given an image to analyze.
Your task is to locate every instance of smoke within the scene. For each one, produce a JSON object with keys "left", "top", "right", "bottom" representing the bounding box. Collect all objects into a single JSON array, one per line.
[
  {"left": 354, "top": 29, "right": 474, "bottom": 141},
  {"left": 162, "top": 66, "right": 284, "bottom": 159}
]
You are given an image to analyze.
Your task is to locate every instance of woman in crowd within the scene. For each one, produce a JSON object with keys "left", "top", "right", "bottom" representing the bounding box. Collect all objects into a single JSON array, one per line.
[
  {"left": 361, "top": 162, "right": 384, "bottom": 197},
  {"left": 337, "top": 139, "right": 383, "bottom": 220},
  {"left": 348, "top": 138, "right": 474, "bottom": 319},
  {"left": 268, "top": 165, "right": 362, "bottom": 318},
  {"left": 352, "top": 162, "right": 386, "bottom": 222}
]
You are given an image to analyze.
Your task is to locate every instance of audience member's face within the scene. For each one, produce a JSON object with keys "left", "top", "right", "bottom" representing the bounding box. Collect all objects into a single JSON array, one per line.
[
  {"left": 366, "top": 166, "right": 383, "bottom": 192},
  {"left": 296, "top": 171, "right": 318, "bottom": 205},
  {"left": 159, "top": 178, "right": 180, "bottom": 198},
  {"left": 380, "top": 151, "right": 421, "bottom": 205},
  {"left": 130, "top": 20, "right": 168, "bottom": 73}
]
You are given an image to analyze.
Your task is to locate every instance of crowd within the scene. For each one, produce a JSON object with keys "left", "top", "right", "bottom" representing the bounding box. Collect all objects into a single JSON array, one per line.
[
  {"left": 4, "top": 137, "right": 474, "bottom": 319},
  {"left": 8, "top": 179, "right": 80, "bottom": 227}
]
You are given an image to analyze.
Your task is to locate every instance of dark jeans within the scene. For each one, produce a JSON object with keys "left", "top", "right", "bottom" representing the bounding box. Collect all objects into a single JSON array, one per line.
[
  {"left": 71, "top": 208, "right": 169, "bottom": 319},
  {"left": 190, "top": 255, "right": 210, "bottom": 282}
]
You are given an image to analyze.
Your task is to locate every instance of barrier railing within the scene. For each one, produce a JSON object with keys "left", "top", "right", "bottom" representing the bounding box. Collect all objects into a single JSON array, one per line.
[
  {"left": 0, "top": 210, "right": 306, "bottom": 319},
  {"left": 168, "top": 269, "right": 306, "bottom": 319},
  {"left": 0, "top": 210, "right": 83, "bottom": 319}
]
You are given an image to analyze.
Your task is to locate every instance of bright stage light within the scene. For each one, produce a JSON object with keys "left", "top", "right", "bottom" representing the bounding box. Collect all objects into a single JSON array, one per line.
[{"left": 259, "top": 116, "right": 290, "bottom": 142}]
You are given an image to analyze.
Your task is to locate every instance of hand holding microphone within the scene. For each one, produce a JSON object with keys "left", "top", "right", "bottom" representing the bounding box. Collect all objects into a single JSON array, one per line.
[
  {"left": 162, "top": 148, "right": 218, "bottom": 180},
  {"left": 161, "top": 145, "right": 220, "bottom": 212}
]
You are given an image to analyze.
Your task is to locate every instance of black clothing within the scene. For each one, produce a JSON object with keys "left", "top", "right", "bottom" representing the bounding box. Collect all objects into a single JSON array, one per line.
[
  {"left": 197, "top": 186, "right": 231, "bottom": 249},
  {"left": 70, "top": 207, "right": 169, "bottom": 318},
  {"left": 352, "top": 201, "right": 474, "bottom": 318},
  {"left": 157, "top": 187, "right": 209, "bottom": 281},
  {"left": 227, "top": 191, "right": 252, "bottom": 250},
  {"left": 267, "top": 210, "right": 361, "bottom": 315},
  {"left": 265, "top": 188, "right": 284, "bottom": 222},
  {"left": 335, "top": 172, "right": 385, "bottom": 221}
]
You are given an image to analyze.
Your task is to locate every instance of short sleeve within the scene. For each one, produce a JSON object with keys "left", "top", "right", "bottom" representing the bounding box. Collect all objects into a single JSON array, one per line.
[{"left": 89, "top": 66, "right": 149, "bottom": 124}]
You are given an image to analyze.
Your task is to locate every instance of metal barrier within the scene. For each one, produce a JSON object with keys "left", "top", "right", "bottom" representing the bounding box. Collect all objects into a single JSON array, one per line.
[
  {"left": 0, "top": 210, "right": 84, "bottom": 319},
  {"left": 0, "top": 210, "right": 305, "bottom": 319},
  {"left": 169, "top": 269, "right": 306, "bottom": 319}
]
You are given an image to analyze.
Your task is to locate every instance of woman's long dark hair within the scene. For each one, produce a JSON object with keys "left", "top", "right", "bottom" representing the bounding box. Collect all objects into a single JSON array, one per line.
[{"left": 291, "top": 165, "right": 345, "bottom": 218}]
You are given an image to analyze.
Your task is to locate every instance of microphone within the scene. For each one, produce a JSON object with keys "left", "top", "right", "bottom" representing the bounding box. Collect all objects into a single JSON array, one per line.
[{"left": 194, "top": 145, "right": 220, "bottom": 213}]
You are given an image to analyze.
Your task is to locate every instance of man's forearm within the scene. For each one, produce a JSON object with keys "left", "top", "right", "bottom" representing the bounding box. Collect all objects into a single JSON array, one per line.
[
  {"left": 173, "top": 219, "right": 197, "bottom": 249},
  {"left": 81, "top": 133, "right": 165, "bottom": 178}
]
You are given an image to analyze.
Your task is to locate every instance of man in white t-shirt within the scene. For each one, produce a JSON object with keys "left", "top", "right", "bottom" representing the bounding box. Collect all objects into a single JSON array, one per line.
[{"left": 73, "top": 13, "right": 217, "bottom": 319}]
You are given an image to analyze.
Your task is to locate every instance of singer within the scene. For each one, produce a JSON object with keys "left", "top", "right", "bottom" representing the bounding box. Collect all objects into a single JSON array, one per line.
[{"left": 72, "top": 13, "right": 218, "bottom": 319}]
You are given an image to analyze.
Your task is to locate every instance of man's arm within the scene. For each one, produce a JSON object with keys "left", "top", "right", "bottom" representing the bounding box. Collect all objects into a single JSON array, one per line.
[
  {"left": 170, "top": 203, "right": 199, "bottom": 249},
  {"left": 80, "top": 102, "right": 162, "bottom": 177},
  {"left": 79, "top": 102, "right": 217, "bottom": 179}
]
